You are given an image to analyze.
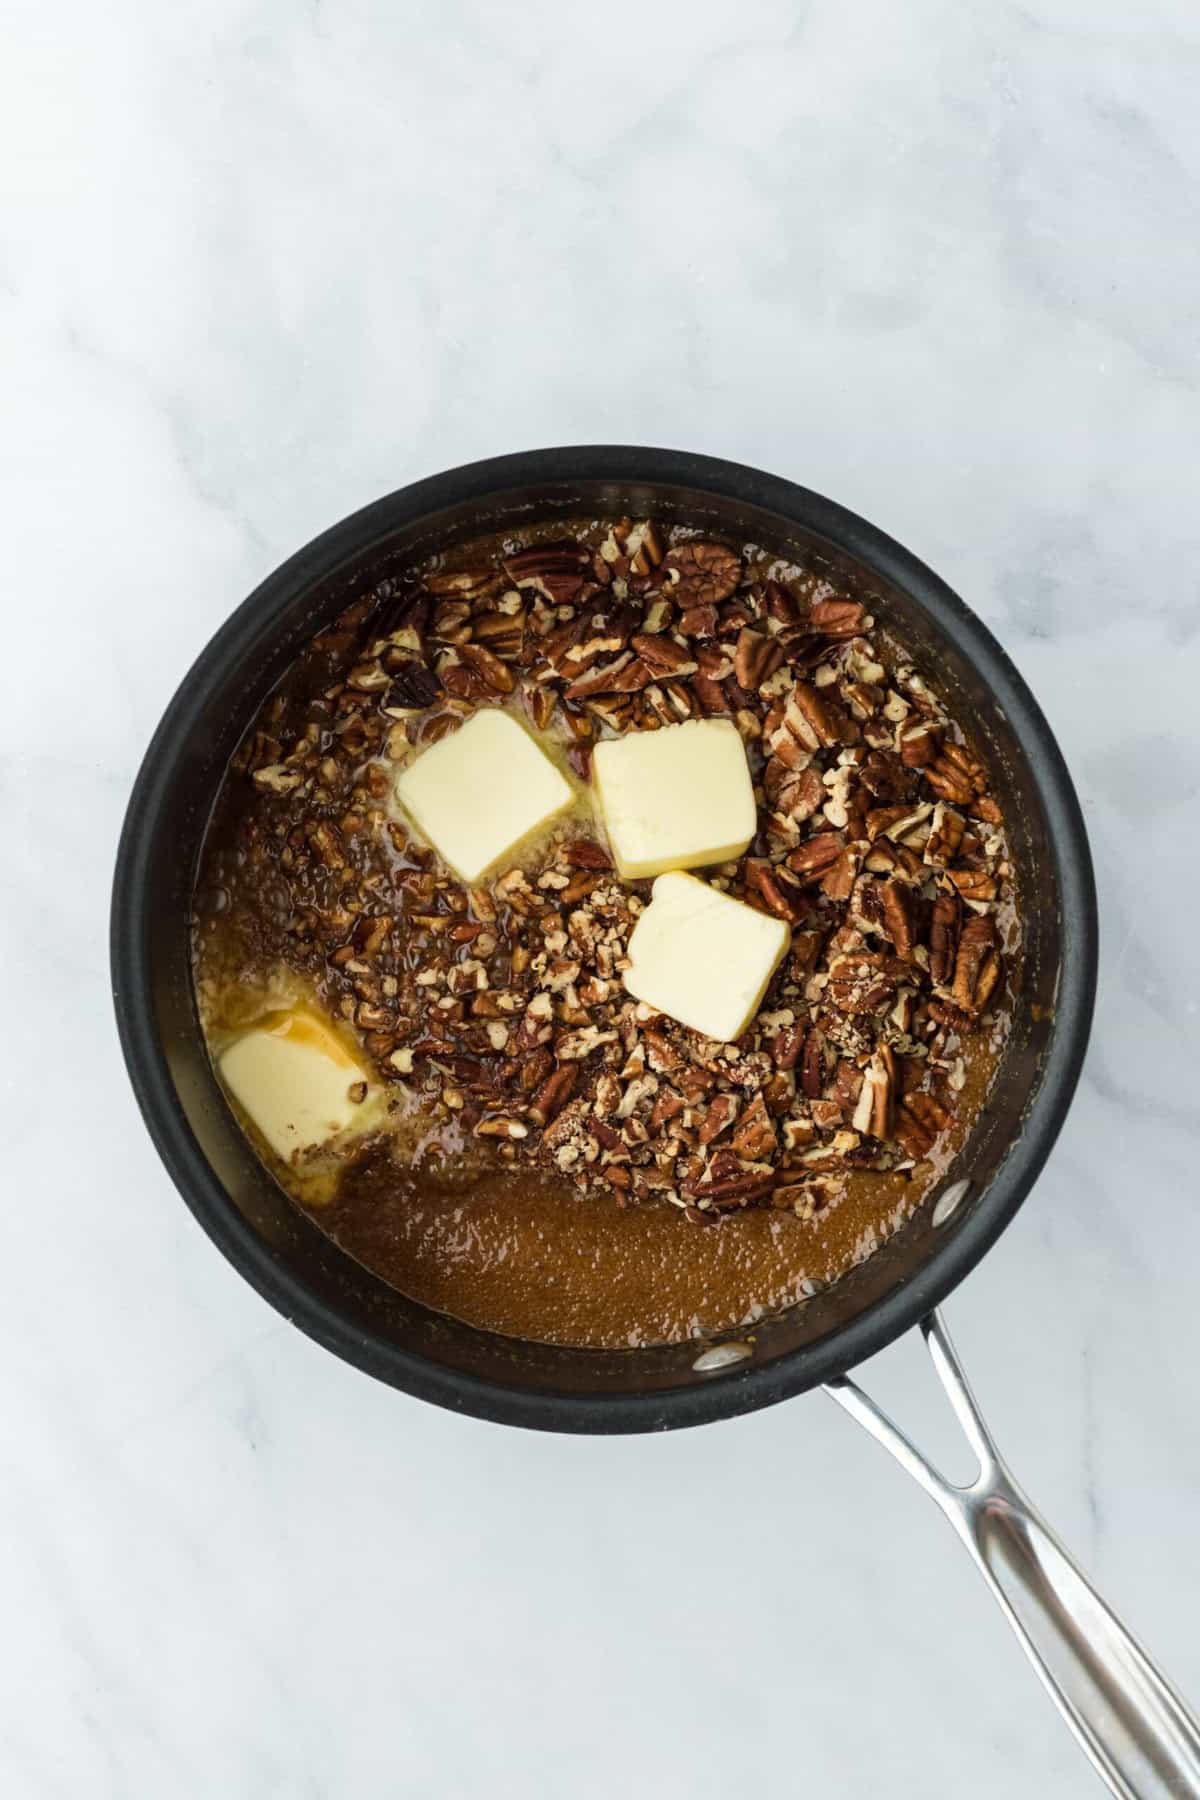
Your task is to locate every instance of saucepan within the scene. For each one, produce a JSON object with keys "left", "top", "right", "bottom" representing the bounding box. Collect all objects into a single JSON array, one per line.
[{"left": 111, "top": 448, "right": 1200, "bottom": 1796}]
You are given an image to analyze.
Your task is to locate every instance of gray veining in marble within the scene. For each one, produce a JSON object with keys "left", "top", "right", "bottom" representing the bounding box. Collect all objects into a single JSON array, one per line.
[{"left": 3, "top": 1, "right": 1199, "bottom": 1794}]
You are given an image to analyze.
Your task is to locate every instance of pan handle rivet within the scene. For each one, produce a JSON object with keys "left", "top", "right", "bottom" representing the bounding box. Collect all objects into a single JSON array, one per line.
[
  {"left": 692, "top": 1341, "right": 753, "bottom": 1373},
  {"left": 932, "top": 1178, "right": 970, "bottom": 1226}
]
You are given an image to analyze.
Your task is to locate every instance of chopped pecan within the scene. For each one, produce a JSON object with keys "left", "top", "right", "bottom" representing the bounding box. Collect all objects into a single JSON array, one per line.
[
  {"left": 663, "top": 542, "right": 741, "bottom": 603},
  {"left": 924, "top": 803, "right": 966, "bottom": 867},
  {"left": 691, "top": 673, "right": 733, "bottom": 715},
  {"left": 630, "top": 633, "right": 698, "bottom": 678},
  {"left": 899, "top": 721, "right": 941, "bottom": 767},
  {"left": 564, "top": 652, "right": 646, "bottom": 701},
  {"left": 852, "top": 1046, "right": 895, "bottom": 1140},
  {"left": 927, "top": 892, "right": 960, "bottom": 986},
  {"left": 826, "top": 951, "right": 896, "bottom": 1015},
  {"left": 763, "top": 579, "right": 802, "bottom": 628},
  {"left": 676, "top": 603, "right": 719, "bottom": 638},
  {"left": 730, "top": 1093, "right": 778, "bottom": 1161},
  {"left": 698, "top": 1092, "right": 740, "bottom": 1145},
  {"left": 470, "top": 611, "right": 526, "bottom": 662},
  {"left": 820, "top": 844, "right": 862, "bottom": 902},
  {"left": 426, "top": 566, "right": 496, "bottom": 602}
]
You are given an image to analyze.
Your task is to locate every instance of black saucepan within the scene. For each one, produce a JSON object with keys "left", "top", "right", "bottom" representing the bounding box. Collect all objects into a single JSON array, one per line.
[
  {"left": 111, "top": 447, "right": 1095, "bottom": 1430},
  {"left": 114, "top": 450, "right": 1200, "bottom": 1795}
]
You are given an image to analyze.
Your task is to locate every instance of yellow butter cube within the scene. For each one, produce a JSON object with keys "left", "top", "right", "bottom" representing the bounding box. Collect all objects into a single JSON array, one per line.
[
  {"left": 623, "top": 870, "right": 789, "bottom": 1042},
  {"left": 592, "top": 718, "right": 755, "bottom": 880},
  {"left": 218, "top": 1010, "right": 376, "bottom": 1160},
  {"left": 395, "top": 708, "right": 573, "bottom": 883}
]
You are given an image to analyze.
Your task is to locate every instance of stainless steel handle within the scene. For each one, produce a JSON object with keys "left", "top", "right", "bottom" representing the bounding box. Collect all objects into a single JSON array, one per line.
[{"left": 826, "top": 1312, "right": 1200, "bottom": 1799}]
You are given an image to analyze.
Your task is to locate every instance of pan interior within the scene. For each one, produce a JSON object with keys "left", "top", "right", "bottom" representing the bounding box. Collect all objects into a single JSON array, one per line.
[{"left": 125, "top": 467, "right": 1076, "bottom": 1421}]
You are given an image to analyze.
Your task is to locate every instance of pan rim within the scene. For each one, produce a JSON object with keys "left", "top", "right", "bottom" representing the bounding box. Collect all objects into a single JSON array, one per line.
[{"left": 111, "top": 446, "right": 1098, "bottom": 1433}]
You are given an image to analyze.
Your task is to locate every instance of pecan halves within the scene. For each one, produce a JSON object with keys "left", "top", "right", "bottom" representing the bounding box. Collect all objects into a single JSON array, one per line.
[
  {"left": 742, "top": 859, "right": 807, "bottom": 923},
  {"left": 800, "top": 1029, "right": 825, "bottom": 1099},
  {"left": 929, "top": 891, "right": 962, "bottom": 987},
  {"left": 767, "top": 763, "right": 825, "bottom": 823},
  {"left": 879, "top": 877, "right": 915, "bottom": 959},
  {"left": 852, "top": 1045, "right": 895, "bottom": 1140},
  {"left": 925, "top": 741, "right": 986, "bottom": 806},
  {"left": 502, "top": 541, "right": 591, "bottom": 605},
  {"left": 787, "top": 831, "right": 846, "bottom": 884},
  {"left": 808, "top": 597, "right": 866, "bottom": 639},
  {"left": 734, "top": 627, "right": 783, "bottom": 691},
  {"left": 630, "top": 633, "right": 698, "bottom": 679},
  {"left": 528, "top": 1065, "right": 579, "bottom": 1127},
  {"left": 663, "top": 542, "right": 741, "bottom": 603},
  {"left": 899, "top": 721, "right": 942, "bottom": 767},
  {"left": 730, "top": 1092, "right": 778, "bottom": 1161},
  {"left": 894, "top": 1090, "right": 951, "bottom": 1160},
  {"left": 457, "top": 641, "right": 516, "bottom": 695},
  {"left": 951, "top": 915, "right": 1001, "bottom": 1014},
  {"left": 923, "top": 802, "right": 966, "bottom": 867},
  {"left": 784, "top": 681, "right": 855, "bottom": 750}
]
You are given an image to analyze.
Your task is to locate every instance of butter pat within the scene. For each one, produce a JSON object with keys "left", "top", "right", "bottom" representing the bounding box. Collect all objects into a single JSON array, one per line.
[
  {"left": 395, "top": 708, "right": 573, "bottom": 883},
  {"left": 624, "top": 871, "right": 789, "bottom": 1042},
  {"left": 592, "top": 718, "right": 755, "bottom": 879},
  {"left": 218, "top": 1010, "right": 377, "bottom": 1161}
]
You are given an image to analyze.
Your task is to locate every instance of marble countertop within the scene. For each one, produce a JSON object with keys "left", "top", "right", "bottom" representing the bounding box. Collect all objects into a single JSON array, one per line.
[{"left": 5, "top": 1, "right": 1199, "bottom": 1793}]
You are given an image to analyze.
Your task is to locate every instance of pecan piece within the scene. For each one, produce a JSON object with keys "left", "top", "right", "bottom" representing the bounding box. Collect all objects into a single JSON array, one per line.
[
  {"left": 502, "top": 541, "right": 590, "bottom": 605},
  {"left": 630, "top": 633, "right": 698, "bottom": 678},
  {"left": 565, "top": 654, "right": 653, "bottom": 701},
  {"left": 471, "top": 610, "right": 526, "bottom": 661},
  {"left": 851, "top": 1045, "right": 895, "bottom": 1140},
  {"left": 894, "top": 1091, "right": 951, "bottom": 1160},
  {"left": 742, "top": 859, "right": 806, "bottom": 923},
  {"left": 790, "top": 680, "right": 859, "bottom": 750},
  {"left": 663, "top": 542, "right": 741, "bottom": 604},
  {"left": 947, "top": 867, "right": 999, "bottom": 906},
  {"left": 676, "top": 603, "right": 719, "bottom": 640},
  {"left": 733, "top": 627, "right": 783, "bottom": 691},
  {"left": 820, "top": 844, "right": 862, "bottom": 902},
  {"left": 926, "top": 741, "right": 985, "bottom": 805},
  {"left": 808, "top": 597, "right": 866, "bottom": 639},
  {"left": 924, "top": 802, "right": 966, "bottom": 867},
  {"left": 730, "top": 1093, "right": 778, "bottom": 1160},
  {"left": 951, "top": 915, "right": 999, "bottom": 1013},
  {"left": 691, "top": 673, "right": 733, "bottom": 715},
  {"left": 561, "top": 839, "right": 612, "bottom": 870},
  {"left": 383, "top": 658, "right": 443, "bottom": 713},
  {"left": 426, "top": 566, "right": 496, "bottom": 602},
  {"left": 528, "top": 1065, "right": 579, "bottom": 1127},
  {"left": 787, "top": 831, "right": 846, "bottom": 883},
  {"left": 879, "top": 877, "right": 915, "bottom": 958},
  {"left": 457, "top": 641, "right": 516, "bottom": 695},
  {"left": 899, "top": 721, "right": 942, "bottom": 767},
  {"left": 800, "top": 1029, "right": 825, "bottom": 1099},
  {"left": 698, "top": 1092, "right": 740, "bottom": 1145}
]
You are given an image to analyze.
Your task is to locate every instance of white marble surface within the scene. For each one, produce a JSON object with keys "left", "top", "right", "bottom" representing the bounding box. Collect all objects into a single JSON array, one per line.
[{"left": 4, "top": 1, "right": 1199, "bottom": 1793}]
